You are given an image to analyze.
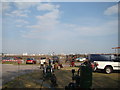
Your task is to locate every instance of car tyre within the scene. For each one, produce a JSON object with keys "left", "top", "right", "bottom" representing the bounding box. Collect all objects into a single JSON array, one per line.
[{"left": 105, "top": 66, "right": 112, "bottom": 74}]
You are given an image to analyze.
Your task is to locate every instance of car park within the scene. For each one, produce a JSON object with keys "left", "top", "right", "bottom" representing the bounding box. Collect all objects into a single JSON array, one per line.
[{"left": 26, "top": 58, "right": 36, "bottom": 64}]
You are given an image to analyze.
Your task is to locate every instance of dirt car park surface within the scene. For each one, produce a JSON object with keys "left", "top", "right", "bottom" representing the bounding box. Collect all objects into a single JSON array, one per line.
[
  {"left": 2, "top": 64, "right": 40, "bottom": 85},
  {"left": 1, "top": 64, "right": 120, "bottom": 89}
]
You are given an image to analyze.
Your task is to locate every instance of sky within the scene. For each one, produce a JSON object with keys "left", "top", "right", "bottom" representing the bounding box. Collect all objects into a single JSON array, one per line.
[{"left": 1, "top": 2, "right": 119, "bottom": 54}]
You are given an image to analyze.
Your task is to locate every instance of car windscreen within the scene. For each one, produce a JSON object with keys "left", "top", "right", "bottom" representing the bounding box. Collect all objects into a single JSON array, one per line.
[{"left": 27, "top": 58, "right": 32, "bottom": 60}]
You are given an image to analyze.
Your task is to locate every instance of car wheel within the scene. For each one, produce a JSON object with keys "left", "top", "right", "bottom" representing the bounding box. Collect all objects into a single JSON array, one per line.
[{"left": 105, "top": 67, "right": 112, "bottom": 74}]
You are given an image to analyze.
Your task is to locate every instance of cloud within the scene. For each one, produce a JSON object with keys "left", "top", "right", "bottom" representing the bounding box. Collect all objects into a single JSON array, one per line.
[
  {"left": 104, "top": 4, "right": 118, "bottom": 15},
  {"left": 24, "top": 17, "right": 118, "bottom": 40},
  {"left": 75, "top": 20, "right": 118, "bottom": 36},
  {"left": 23, "top": 3, "right": 61, "bottom": 39},
  {"left": 14, "top": 2, "right": 39, "bottom": 10},
  {"left": 2, "top": 2, "right": 118, "bottom": 54},
  {"left": 23, "top": 4, "right": 117, "bottom": 40},
  {"left": 5, "top": 10, "right": 29, "bottom": 17},
  {"left": 16, "top": 19, "right": 29, "bottom": 24},
  {"left": 36, "top": 9, "right": 60, "bottom": 23},
  {"left": 37, "top": 3, "right": 60, "bottom": 11},
  {"left": 3, "top": 2, "right": 33, "bottom": 18},
  {"left": 9, "top": 3, "right": 116, "bottom": 41},
  {"left": 11, "top": 10, "right": 28, "bottom": 17},
  {"left": 15, "top": 19, "right": 29, "bottom": 27},
  {"left": 26, "top": 3, "right": 60, "bottom": 33},
  {"left": 3, "top": 2, "right": 117, "bottom": 40}
]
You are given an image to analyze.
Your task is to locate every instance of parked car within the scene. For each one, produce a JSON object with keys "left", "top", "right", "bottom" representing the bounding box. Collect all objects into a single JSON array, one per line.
[
  {"left": 26, "top": 58, "right": 36, "bottom": 64},
  {"left": 88, "top": 54, "right": 120, "bottom": 74},
  {"left": 40, "top": 57, "right": 46, "bottom": 64},
  {"left": 52, "top": 56, "right": 59, "bottom": 64},
  {"left": 75, "top": 57, "right": 86, "bottom": 62}
]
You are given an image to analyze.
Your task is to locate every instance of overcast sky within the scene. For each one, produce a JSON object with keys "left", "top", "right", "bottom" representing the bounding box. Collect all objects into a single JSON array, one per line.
[{"left": 1, "top": 2, "right": 119, "bottom": 54}]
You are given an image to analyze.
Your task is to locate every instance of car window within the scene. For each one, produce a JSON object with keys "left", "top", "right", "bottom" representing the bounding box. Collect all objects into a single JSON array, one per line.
[
  {"left": 89, "top": 54, "right": 112, "bottom": 62},
  {"left": 2, "top": 57, "right": 7, "bottom": 60},
  {"left": 113, "top": 58, "right": 120, "bottom": 62},
  {"left": 41, "top": 57, "right": 46, "bottom": 59}
]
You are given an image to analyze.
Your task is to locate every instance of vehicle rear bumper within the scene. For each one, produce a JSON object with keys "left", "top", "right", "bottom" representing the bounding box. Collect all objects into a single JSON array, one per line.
[{"left": 26, "top": 62, "right": 33, "bottom": 64}]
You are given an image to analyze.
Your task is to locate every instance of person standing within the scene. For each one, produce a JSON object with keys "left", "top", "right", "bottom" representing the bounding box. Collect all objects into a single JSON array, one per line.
[
  {"left": 71, "top": 57, "right": 75, "bottom": 67},
  {"left": 40, "top": 57, "right": 46, "bottom": 69},
  {"left": 48, "top": 58, "right": 51, "bottom": 65}
]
